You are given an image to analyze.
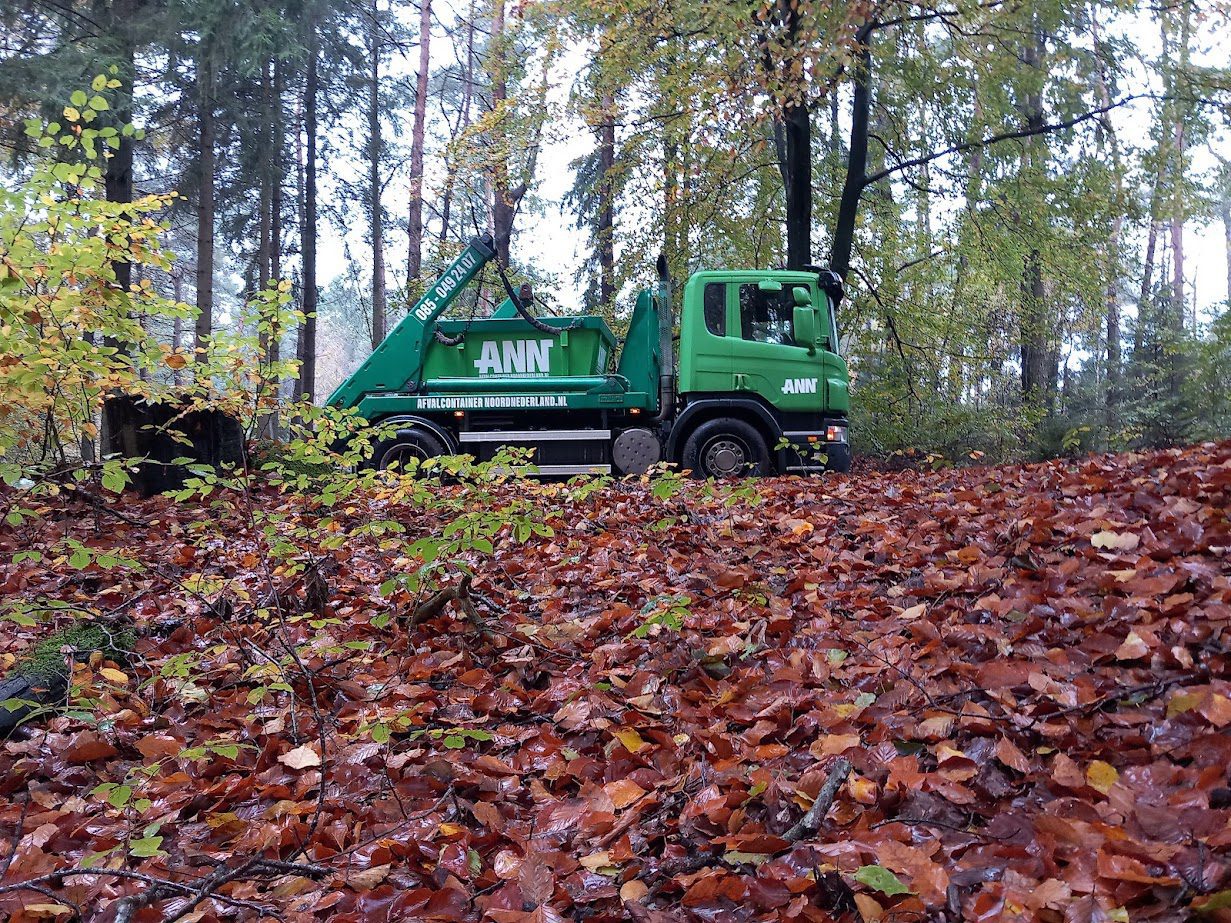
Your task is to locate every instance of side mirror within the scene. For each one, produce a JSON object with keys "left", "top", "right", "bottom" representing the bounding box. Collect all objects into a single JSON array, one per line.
[
  {"left": 757, "top": 279, "right": 783, "bottom": 293},
  {"left": 793, "top": 306, "right": 818, "bottom": 352},
  {"left": 791, "top": 286, "right": 812, "bottom": 307}
]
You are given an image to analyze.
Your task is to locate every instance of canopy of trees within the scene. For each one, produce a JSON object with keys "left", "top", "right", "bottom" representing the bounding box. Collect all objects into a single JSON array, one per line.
[{"left": 0, "top": 0, "right": 1229, "bottom": 460}]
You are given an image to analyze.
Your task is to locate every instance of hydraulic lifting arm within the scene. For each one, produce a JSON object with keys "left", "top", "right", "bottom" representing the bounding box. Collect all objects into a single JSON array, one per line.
[{"left": 327, "top": 233, "right": 497, "bottom": 408}]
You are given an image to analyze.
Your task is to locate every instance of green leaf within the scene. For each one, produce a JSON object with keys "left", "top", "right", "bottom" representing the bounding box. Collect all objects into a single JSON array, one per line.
[
  {"left": 853, "top": 865, "right": 911, "bottom": 897},
  {"left": 101, "top": 469, "right": 127, "bottom": 494},
  {"left": 89, "top": 95, "right": 109, "bottom": 111},
  {"left": 443, "top": 735, "right": 466, "bottom": 749},
  {"left": 371, "top": 723, "right": 391, "bottom": 744},
  {"left": 107, "top": 784, "right": 133, "bottom": 809},
  {"left": 1195, "top": 891, "right": 1231, "bottom": 915},
  {"left": 70, "top": 89, "right": 87, "bottom": 107},
  {"left": 82, "top": 849, "right": 113, "bottom": 869},
  {"left": 128, "top": 835, "right": 164, "bottom": 858},
  {"left": 92, "top": 75, "right": 108, "bottom": 91},
  {"left": 68, "top": 548, "right": 90, "bottom": 569}
]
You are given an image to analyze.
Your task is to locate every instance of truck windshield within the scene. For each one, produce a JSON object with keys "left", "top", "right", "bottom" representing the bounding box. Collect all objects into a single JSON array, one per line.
[{"left": 739, "top": 284, "right": 795, "bottom": 346}]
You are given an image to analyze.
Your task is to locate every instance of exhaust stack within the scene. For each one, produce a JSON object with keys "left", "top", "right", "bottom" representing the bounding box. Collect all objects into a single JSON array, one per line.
[{"left": 654, "top": 253, "right": 674, "bottom": 419}]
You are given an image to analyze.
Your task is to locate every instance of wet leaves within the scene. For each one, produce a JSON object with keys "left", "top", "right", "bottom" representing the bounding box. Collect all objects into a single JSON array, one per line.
[{"left": 1, "top": 441, "right": 1230, "bottom": 920}]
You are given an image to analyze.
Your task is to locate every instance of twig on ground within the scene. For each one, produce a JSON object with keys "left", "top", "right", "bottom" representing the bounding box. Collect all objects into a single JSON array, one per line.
[{"left": 784, "top": 758, "right": 852, "bottom": 843}]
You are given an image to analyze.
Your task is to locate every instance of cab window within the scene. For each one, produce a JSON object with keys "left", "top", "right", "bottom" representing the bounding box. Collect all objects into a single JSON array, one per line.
[
  {"left": 703, "top": 283, "right": 726, "bottom": 336},
  {"left": 739, "top": 284, "right": 794, "bottom": 345}
]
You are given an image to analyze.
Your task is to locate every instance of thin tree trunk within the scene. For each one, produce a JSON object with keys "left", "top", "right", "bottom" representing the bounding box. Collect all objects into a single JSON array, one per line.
[
  {"left": 298, "top": 31, "right": 319, "bottom": 402},
  {"left": 1019, "top": 26, "right": 1052, "bottom": 407},
  {"left": 368, "top": 0, "right": 387, "bottom": 349},
  {"left": 172, "top": 271, "right": 183, "bottom": 387},
  {"left": 597, "top": 93, "right": 616, "bottom": 307},
  {"left": 1091, "top": 10, "right": 1122, "bottom": 417},
  {"left": 407, "top": 0, "right": 431, "bottom": 281},
  {"left": 769, "top": 0, "right": 811, "bottom": 269},
  {"left": 830, "top": 40, "right": 870, "bottom": 281},
  {"left": 1222, "top": 193, "right": 1231, "bottom": 304},
  {"left": 104, "top": 0, "right": 136, "bottom": 294},
  {"left": 490, "top": 0, "right": 512, "bottom": 265},
  {"left": 1137, "top": 210, "right": 1161, "bottom": 354},
  {"left": 258, "top": 59, "right": 272, "bottom": 298},
  {"left": 438, "top": 1, "right": 475, "bottom": 245},
  {"left": 195, "top": 56, "right": 215, "bottom": 351},
  {"left": 487, "top": 0, "right": 534, "bottom": 266}
]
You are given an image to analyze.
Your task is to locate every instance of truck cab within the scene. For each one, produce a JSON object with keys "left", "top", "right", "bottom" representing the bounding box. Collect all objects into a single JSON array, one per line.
[{"left": 327, "top": 234, "right": 851, "bottom": 477}]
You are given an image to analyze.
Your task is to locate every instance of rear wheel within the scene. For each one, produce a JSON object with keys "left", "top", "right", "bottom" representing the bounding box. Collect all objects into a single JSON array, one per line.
[
  {"left": 371, "top": 428, "right": 447, "bottom": 473},
  {"left": 682, "top": 418, "right": 771, "bottom": 478}
]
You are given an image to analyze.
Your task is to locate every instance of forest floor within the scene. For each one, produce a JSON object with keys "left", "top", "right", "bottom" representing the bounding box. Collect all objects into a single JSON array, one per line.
[{"left": 1, "top": 441, "right": 1230, "bottom": 922}]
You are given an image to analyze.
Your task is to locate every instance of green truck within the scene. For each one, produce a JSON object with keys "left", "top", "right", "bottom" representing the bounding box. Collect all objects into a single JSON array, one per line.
[{"left": 327, "top": 234, "right": 851, "bottom": 477}]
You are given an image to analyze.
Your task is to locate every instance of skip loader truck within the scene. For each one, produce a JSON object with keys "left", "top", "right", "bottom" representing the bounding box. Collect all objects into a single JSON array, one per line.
[{"left": 327, "top": 234, "right": 852, "bottom": 477}]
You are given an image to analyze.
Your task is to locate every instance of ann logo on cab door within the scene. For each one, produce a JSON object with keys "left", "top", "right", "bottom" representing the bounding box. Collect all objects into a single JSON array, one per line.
[
  {"left": 475, "top": 339, "right": 554, "bottom": 376},
  {"left": 782, "top": 377, "right": 818, "bottom": 394}
]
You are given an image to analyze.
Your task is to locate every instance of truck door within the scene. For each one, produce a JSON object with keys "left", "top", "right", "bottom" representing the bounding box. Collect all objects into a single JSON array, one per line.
[
  {"left": 680, "top": 281, "right": 735, "bottom": 393},
  {"left": 732, "top": 281, "right": 823, "bottom": 411}
]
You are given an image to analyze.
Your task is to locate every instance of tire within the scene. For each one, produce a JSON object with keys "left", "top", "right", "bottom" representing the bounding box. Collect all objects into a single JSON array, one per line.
[
  {"left": 681, "top": 418, "right": 772, "bottom": 478},
  {"left": 370, "top": 427, "right": 447, "bottom": 473}
]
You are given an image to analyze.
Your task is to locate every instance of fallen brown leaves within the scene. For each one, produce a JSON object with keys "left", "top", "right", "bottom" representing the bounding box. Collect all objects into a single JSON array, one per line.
[{"left": 1, "top": 440, "right": 1230, "bottom": 921}]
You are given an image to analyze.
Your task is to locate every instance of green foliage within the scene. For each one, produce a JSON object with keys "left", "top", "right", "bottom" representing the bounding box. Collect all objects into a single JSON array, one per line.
[
  {"left": 631, "top": 593, "right": 690, "bottom": 639},
  {"left": 14, "top": 619, "right": 136, "bottom": 681}
]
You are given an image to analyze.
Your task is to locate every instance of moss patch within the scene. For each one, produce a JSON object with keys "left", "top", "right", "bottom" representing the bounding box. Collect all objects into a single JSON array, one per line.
[{"left": 18, "top": 620, "right": 136, "bottom": 681}]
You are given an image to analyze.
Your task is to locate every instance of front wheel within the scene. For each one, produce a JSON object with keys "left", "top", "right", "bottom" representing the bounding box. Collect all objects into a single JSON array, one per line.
[
  {"left": 681, "top": 418, "right": 771, "bottom": 478},
  {"left": 370, "top": 428, "right": 447, "bottom": 473}
]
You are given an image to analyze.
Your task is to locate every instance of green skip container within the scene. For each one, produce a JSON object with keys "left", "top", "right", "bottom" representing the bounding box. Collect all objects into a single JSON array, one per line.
[{"left": 423, "top": 315, "right": 618, "bottom": 393}]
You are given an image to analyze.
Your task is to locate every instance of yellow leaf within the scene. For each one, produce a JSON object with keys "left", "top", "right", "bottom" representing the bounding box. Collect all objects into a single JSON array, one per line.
[
  {"left": 1091, "top": 530, "right": 1139, "bottom": 551},
  {"left": 25, "top": 904, "right": 74, "bottom": 917},
  {"left": 438, "top": 822, "right": 464, "bottom": 836},
  {"left": 99, "top": 667, "right": 128, "bottom": 684},
  {"left": 1086, "top": 760, "right": 1119, "bottom": 794},
  {"left": 1168, "top": 692, "right": 1202, "bottom": 718},
  {"left": 580, "top": 850, "right": 613, "bottom": 871},
  {"left": 612, "top": 728, "right": 648, "bottom": 754},
  {"left": 63, "top": 106, "right": 80, "bottom": 122}
]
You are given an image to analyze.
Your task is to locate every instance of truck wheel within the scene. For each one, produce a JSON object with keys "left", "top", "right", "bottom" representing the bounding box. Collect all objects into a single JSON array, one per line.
[
  {"left": 682, "top": 419, "right": 771, "bottom": 478},
  {"left": 372, "top": 429, "right": 447, "bottom": 472}
]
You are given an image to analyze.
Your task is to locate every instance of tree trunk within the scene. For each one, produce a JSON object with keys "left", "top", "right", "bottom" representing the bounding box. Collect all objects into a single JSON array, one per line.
[
  {"left": 830, "top": 41, "right": 871, "bottom": 280},
  {"left": 258, "top": 59, "right": 272, "bottom": 295},
  {"left": 1019, "top": 26, "right": 1052, "bottom": 408},
  {"left": 597, "top": 93, "right": 616, "bottom": 307},
  {"left": 1091, "top": 11, "right": 1122, "bottom": 417},
  {"left": 195, "top": 56, "right": 215, "bottom": 351},
  {"left": 1222, "top": 192, "right": 1231, "bottom": 304},
  {"left": 768, "top": 0, "right": 811, "bottom": 269},
  {"left": 298, "top": 30, "right": 319, "bottom": 402},
  {"left": 488, "top": 0, "right": 528, "bottom": 267},
  {"left": 439, "top": 0, "right": 476, "bottom": 246},
  {"left": 408, "top": 0, "right": 431, "bottom": 281},
  {"left": 103, "top": 0, "right": 136, "bottom": 293},
  {"left": 368, "top": 0, "right": 387, "bottom": 349},
  {"left": 172, "top": 271, "right": 183, "bottom": 387}
]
